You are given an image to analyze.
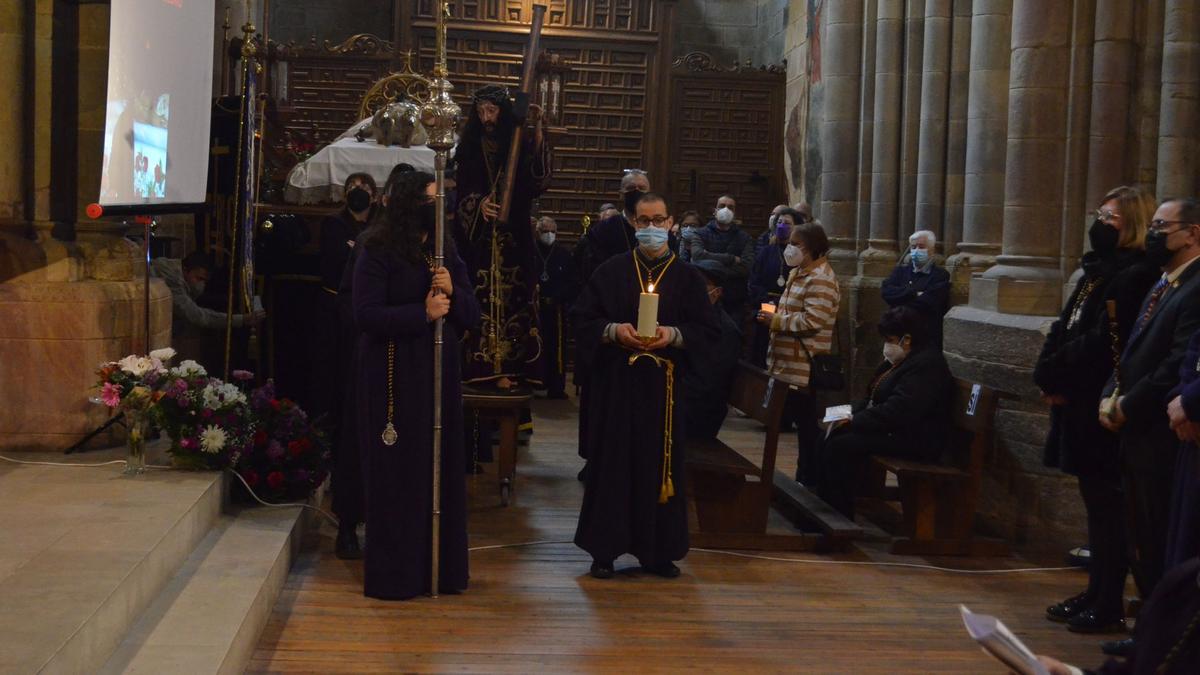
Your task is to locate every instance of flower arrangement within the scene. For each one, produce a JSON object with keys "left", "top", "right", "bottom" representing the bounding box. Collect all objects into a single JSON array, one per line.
[
  {"left": 154, "top": 359, "right": 255, "bottom": 470},
  {"left": 235, "top": 380, "right": 330, "bottom": 502},
  {"left": 95, "top": 348, "right": 177, "bottom": 474},
  {"left": 93, "top": 352, "right": 328, "bottom": 499}
]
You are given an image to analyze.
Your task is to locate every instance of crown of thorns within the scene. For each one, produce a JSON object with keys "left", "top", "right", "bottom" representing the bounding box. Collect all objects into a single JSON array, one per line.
[{"left": 472, "top": 85, "right": 511, "bottom": 106}]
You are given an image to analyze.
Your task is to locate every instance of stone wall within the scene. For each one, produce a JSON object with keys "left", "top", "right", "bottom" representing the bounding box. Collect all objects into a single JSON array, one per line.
[
  {"left": 675, "top": 0, "right": 787, "bottom": 66},
  {"left": 0, "top": 0, "right": 172, "bottom": 452},
  {"left": 268, "top": 0, "right": 391, "bottom": 47},
  {"left": 785, "top": 0, "right": 1196, "bottom": 548}
]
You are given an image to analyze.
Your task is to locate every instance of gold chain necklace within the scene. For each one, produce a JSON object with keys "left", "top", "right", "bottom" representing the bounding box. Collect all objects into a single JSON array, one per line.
[
  {"left": 634, "top": 251, "right": 675, "bottom": 291},
  {"left": 381, "top": 341, "right": 398, "bottom": 446}
]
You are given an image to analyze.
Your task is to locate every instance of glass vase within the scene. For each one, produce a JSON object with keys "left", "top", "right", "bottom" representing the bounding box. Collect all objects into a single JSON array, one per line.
[{"left": 124, "top": 410, "right": 149, "bottom": 476}]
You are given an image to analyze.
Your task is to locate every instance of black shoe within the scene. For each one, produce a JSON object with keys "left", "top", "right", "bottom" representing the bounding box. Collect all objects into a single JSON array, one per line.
[
  {"left": 1067, "top": 609, "right": 1125, "bottom": 634},
  {"left": 1101, "top": 637, "right": 1135, "bottom": 657},
  {"left": 644, "top": 562, "right": 681, "bottom": 578},
  {"left": 1067, "top": 545, "right": 1091, "bottom": 569},
  {"left": 335, "top": 525, "right": 362, "bottom": 560},
  {"left": 1046, "top": 591, "right": 1091, "bottom": 623},
  {"left": 590, "top": 560, "right": 614, "bottom": 579}
]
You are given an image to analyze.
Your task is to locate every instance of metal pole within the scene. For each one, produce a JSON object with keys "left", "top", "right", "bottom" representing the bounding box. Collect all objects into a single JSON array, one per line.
[
  {"left": 143, "top": 218, "right": 152, "bottom": 352},
  {"left": 419, "top": 0, "right": 458, "bottom": 599}
]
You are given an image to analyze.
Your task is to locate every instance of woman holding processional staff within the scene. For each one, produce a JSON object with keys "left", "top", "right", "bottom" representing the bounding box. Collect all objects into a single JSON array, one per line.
[{"left": 353, "top": 170, "right": 480, "bottom": 600}]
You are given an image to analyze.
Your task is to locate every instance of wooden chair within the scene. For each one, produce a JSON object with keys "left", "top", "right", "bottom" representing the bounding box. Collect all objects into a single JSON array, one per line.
[
  {"left": 464, "top": 391, "right": 532, "bottom": 507},
  {"left": 686, "top": 361, "right": 862, "bottom": 551},
  {"left": 862, "top": 379, "right": 1009, "bottom": 556}
]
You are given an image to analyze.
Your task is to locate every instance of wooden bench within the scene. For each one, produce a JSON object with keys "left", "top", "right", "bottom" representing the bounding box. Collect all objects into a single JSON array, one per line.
[
  {"left": 862, "top": 379, "right": 1009, "bottom": 556},
  {"left": 464, "top": 391, "right": 532, "bottom": 507},
  {"left": 686, "top": 361, "right": 862, "bottom": 551}
]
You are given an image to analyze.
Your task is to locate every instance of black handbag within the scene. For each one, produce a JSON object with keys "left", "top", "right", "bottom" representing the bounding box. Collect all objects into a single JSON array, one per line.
[{"left": 798, "top": 319, "right": 846, "bottom": 391}]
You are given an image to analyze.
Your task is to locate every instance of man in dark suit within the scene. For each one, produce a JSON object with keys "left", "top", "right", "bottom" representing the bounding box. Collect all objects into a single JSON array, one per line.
[
  {"left": 881, "top": 229, "right": 951, "bottom": 346},
  {"left": 1099, "top": 197, "right": 1200, "bottom": 655}
]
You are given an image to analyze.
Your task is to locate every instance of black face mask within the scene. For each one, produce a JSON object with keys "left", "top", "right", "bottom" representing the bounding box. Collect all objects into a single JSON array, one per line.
[
  {"left": 346, "top": 187, "right": 371, "bottom": 213},
  {"left": 1088, "top": 218, "right": 1119, "bottom": 255},
  {"left": 417, "top": 203, "right": 437, "bottom": 232},
  {"left": 623, "top": 189, "right": 645, "bottom": 215},
  {"left": 1144, "top": 229, "right": 1177, "bottom": 268}
]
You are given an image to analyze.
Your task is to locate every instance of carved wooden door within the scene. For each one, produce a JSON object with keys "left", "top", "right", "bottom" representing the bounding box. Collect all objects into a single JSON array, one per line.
[{"left": 664, "top": 56, "right": 787, "bottom": 238}]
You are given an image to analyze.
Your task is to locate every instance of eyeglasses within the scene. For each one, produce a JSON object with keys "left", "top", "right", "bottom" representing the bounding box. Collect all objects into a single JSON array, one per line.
[
  {"left": 635, "top": 215, "right": 670, "bottom": 227},
  {"left": 1093, "top": 209, "right": 1121, "bottom": 223},
  {"left": 1149, "top": 219, "right": 1196, "bottom": 233}
]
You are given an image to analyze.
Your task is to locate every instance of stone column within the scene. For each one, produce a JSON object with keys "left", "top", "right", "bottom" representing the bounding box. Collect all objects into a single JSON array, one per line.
[
  {"left": 1059, "top": 0, "right": 1095, "bottom": 287},
  {"left": 818, "top": 0, "right": 864, "bottom": 273},
  {"left": 914, "top": 0, "right": 952, "bottom": 247},
  {"left": 1156, "top": 0, "right": 1200, "bottom": 199},
  {"left": 898, "top": 0, "right": 925, "bottom": 237},
  {"left": 1134, "top": 0, "right": 1165, "bottom": 189},
  {"left": 854, "top": 0, "right": 878, "bottom": 250},
  {"left": 1085, "top": 0, "right": 1136, "bottom": 207},
  {"left": 974, "top": 0, "right": 1072, "bottom": 316},
  {"left": 947, "top": 0, "right": 1010, "bottom": 283},
  {"left": 863, "top": 0, "right": 905, "bottom": 276},
  {"left": 0, "top": 2, "right": 23, "bottom": 224},
  {"left": 941, "top": 0, "right": 972, "bottom": 301}
]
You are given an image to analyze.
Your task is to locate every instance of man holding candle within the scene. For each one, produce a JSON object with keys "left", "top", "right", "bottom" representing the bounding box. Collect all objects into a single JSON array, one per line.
[{"left": 572, "top": 193, "right": 721, "bottom": 580}]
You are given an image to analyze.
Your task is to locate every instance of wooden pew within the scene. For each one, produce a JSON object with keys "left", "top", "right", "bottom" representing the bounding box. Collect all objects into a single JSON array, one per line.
[
  {"left": 686, "top": 361, "right": 862, "bottom": 551},
  {"left": 862, "top": 379, "right": 1009, "bottom": 556}
]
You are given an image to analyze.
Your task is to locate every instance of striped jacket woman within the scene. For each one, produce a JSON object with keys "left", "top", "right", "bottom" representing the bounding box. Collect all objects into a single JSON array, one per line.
[{"left": 766, "top": 259, "right": 840, "bottom": 389}]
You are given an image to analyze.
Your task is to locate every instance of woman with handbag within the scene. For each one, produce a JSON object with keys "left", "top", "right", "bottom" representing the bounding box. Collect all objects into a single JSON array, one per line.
[
  {"left": 817, "top": 306, "right": 953, "bottom": 519},
  {"left": 352, "top": 171, "right": 481, "bottom": 600},
  {"left": 757, "top": 221, "right": 841, "bottom": 486}
]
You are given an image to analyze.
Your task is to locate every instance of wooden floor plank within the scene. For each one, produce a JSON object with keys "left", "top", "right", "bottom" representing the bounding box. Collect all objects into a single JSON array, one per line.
[{"left": 251, "top": 397, "right": 1116, "bottom": 673}]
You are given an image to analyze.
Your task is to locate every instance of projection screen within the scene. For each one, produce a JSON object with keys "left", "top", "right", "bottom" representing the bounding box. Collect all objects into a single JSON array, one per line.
[{"left": 99, "top": 0, "right": 216, "bottom": 208}]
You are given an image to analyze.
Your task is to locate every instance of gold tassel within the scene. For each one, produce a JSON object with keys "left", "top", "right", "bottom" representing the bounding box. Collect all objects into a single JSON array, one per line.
[{"left": 630, "top": 351, "right": 676, "bottom": 505}]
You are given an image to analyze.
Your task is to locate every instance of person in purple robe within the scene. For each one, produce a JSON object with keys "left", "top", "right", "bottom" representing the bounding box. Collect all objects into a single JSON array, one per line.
[
  {"left": 454, "top": 84, "right": 551, "bottom": 391},
  {"left": 353, "top": 170, "right": 480, "bottom": 600}
]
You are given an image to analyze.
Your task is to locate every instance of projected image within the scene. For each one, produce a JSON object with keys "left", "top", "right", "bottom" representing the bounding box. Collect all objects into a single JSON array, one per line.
[
  {"left": 133, "top": 95, "right": 169, "bottom": 198},
  {"left": 101, "top": 92, "right": 171, "bottom": 202},
  {"left": 98, "top": 0, "right": 214, "bottom": 208}
]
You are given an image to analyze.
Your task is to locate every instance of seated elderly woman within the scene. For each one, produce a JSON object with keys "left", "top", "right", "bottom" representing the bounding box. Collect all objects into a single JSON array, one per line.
[{"left": 818, "top": 305, "right": 953, "bottom": 519}]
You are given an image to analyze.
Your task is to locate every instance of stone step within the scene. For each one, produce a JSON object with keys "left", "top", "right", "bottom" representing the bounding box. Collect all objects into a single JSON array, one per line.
[
  {"left": 0, "top": 452, "right": 224, "bottom": 674},
  {"left": 99, "top": 505, "right": 307, "bottom": 675}
]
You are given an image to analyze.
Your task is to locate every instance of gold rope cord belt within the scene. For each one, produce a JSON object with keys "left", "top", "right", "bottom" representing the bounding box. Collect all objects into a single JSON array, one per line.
[{"left": 627, "top": 351, "right": 676, "bottom": 504}]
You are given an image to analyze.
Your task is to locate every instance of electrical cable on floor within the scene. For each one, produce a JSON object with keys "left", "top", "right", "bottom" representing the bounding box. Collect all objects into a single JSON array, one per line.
[
  {"left": 0, "top": 454, "right": 339, "bottom": 527},
  {"left": 0, "top": 455, "right": 1085, "bottom": 574},
  {"left": 227, "top": 468, "right": 340, "bottom": 527},
  {"left": 465, "top": 539, "right": 1080, "bottom": 575},
  {"left": 0, "top": 455, "right": 129, "bottom": 468}
]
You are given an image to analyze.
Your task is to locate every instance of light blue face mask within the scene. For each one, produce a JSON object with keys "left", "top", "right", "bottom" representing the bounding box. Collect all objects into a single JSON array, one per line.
[
  {"left": 635, "top": 225, "right": 669, "bottom": 249},
  {"left": 910, "top": 248, "right": 930, "bottom": 267}
]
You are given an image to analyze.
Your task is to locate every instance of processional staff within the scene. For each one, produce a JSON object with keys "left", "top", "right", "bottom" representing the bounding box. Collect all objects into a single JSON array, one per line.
[{"left": 418, "top": 0, "right": 459, "bottom": 599}]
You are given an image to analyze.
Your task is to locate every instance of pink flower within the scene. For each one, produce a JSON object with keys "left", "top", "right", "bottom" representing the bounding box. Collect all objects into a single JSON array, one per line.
[
  {"left": 100, "top": 382, "right": 123, "bottom": 407},
  {"left": 232, "top": 370, "right": 254, "bottom": 382}
]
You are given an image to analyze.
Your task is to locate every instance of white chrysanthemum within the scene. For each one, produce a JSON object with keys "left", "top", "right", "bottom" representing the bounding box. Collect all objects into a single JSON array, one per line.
[
  {"left": 149, "top": 348, "right": 176, "bottom": 363},
  {"left": 171, "top": 359, "right": 207, "bottom": 377},
  {"left": 201, "top": 382, "right": 246, "bottom": 410},
  {"left": 199, "top": 425, "right": 227, "bottom": 454},
  {"left": 117, "top": 355, "right": 155, "bottom": 377}
]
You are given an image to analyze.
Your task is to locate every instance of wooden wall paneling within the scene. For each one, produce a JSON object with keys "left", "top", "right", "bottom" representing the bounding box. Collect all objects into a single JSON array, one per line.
[{"left": 665, "top": 63, "right": 786, "bottom": 235}]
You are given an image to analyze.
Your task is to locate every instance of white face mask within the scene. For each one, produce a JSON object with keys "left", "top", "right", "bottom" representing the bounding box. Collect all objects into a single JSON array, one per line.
[
  {"left": 883, "top": 341, "right": 906, "bottom": 364},
  {"left": 538, "top": 232, "right": 556, "bottom": 246},
  {"left": 715, "top": 207, "right": 734, "bottom": 225},
  {"left": 783, "top": 244, "right": 805, "bottom": 267}
]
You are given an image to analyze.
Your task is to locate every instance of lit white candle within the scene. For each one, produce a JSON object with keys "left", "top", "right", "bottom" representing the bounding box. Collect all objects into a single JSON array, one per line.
[{"left": 637, "top": 283, "right": 659, "bottom": 338}]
